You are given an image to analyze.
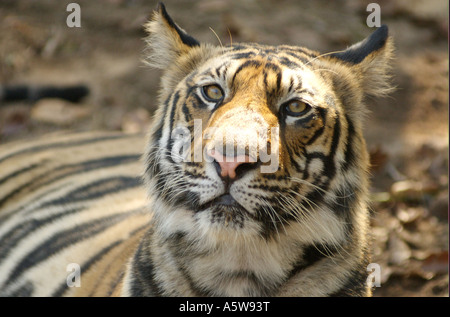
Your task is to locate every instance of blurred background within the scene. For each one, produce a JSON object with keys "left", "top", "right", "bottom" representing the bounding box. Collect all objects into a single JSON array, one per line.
[{"left": 0, "top": 0, "right": 448, "bottom": 296}]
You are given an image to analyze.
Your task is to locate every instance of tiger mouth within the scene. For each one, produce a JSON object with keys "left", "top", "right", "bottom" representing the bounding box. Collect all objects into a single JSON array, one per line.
[
  {"left": 200, "top": 193, "right": 243, "bottom": 211},
  {"left": 199, "top": 194, "right": 250, "bottom": 227}
]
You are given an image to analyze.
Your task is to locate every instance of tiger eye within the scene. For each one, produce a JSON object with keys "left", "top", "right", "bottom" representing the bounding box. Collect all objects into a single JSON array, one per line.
[
  {"left": 202, "top": 84, "right": 223, "bottom": 101},
  {"left": 285, "top": 100, "right": 309, "bottom": 116}
]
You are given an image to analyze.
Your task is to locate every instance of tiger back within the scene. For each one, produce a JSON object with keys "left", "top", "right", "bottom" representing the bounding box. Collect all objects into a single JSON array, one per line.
[
  {"left": 0, "top": 3, "right": 393, "bottom": 297},
  {"left": 0, "top": 132, "right": 150, "bottom": 296}
]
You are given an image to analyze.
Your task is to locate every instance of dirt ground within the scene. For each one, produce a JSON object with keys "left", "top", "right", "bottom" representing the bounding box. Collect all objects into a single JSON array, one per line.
[{"left": 0, "top": 0, "right": 448, "bottom": 297}]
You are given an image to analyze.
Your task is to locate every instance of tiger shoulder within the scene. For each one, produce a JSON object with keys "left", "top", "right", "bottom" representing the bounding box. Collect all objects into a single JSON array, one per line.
[{"left": 0, "top": 3, "right": 393, "bottom": 297}]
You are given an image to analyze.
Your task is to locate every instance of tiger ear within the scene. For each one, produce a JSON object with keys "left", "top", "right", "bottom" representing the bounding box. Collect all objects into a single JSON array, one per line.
[
  {"left": 144, "top": 2, "right": 200, "bottom": 69},
  {"left": 329, "top": 25, "right": 394, "bottom": 97}
]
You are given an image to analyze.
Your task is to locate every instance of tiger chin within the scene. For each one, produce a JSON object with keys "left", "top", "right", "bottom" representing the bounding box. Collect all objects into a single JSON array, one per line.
[{"left": 0, "top": 3, "right": 393, "bottom": 297}]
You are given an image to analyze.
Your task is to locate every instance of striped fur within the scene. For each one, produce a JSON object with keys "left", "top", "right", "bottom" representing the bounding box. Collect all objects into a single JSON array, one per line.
[
  {"left": 0, "top": 132, "right": 149, "bottom": 296},
  {"left": 0, "top": 4, "right": 393, "bottom": 297}
]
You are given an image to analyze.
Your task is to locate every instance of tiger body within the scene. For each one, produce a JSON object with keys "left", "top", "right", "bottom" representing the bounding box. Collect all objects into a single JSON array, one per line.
[
  {"left": 0, "top": 132, "right": 149, "bottom": 296},
  {"left": 0, "top": 4, "right": 393, "bottom": 297}
]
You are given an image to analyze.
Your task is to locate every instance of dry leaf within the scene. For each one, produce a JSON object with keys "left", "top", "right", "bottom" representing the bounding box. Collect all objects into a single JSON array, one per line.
[{"left": 422, "top": 251, "right": 449, "bottom": 274}]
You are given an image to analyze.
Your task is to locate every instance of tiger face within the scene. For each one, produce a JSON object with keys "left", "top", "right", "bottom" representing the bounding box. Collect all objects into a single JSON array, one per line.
[{"left": 144, "top": 4, "right": 393, "bottom": 251}]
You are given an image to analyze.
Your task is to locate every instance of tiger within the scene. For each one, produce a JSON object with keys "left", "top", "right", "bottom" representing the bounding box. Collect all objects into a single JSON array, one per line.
[{"left": 0, "top": 3, "right": 393, "bottom": 297}]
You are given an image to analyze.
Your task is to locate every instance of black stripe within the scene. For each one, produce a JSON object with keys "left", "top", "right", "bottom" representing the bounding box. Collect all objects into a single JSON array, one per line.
[
  {"left": 0, "top": 155, "right": 140, "bottom": 224},
  {"left": 264, "top": 61, "right": 282, "bottom": 73},
  {"left": 167, "top": 233, "right": 211, "bottom": 297},
  {"left": 191, "top": 92, "right": 207, "bottom": 109},
  {"left": 305, "top": 107, "right": 327, "bottom": 145},
  {"left": 288, "top": 77, "right": 295, "bottom": 93},
  {"left": 166, "top": 91, "right": 181, "bottom": 164},
  {"left": 129, "top": 230, "right": 165, "bottom": 296},
  {"left": 170, "top": 187, "right": 199, "bottom": 210},
  {"left": 294, "top": 112, "right": 318, "bottom": 128},
  {"left": 0, "top": 207, "right": 83, "bottom": 266},
  {"left": 106, "top": 270, "right": 125, "bottom": 297},
  {"left": 3, "top": 281, "right": 34, "bottom": 296},
  {"left": 181, "top": 102, "right": 192, "bottom": 122},
  {"left": 146, "top": 92, "right": 176, "bottom": 182},
  {"left": 51, "top": 239, "right": 123, "bottom": 296},
  {"left": 0, "top": 163, "right": 40, "bottom": 187},
  {"left": 157, "top": 3, "right": 200, "bottom": 48},
  {"left": 0, "top": 134, "right": 133, "bottom": 165},
  {"left": 283, "top": 51, "right": 310, "bottom": 65},
  {"left": 3, "top": 208, "right": 142, "bottom": 288},
  {"left": 262, "top": 63, "right": 282, "bottom": 103},
  {"left": 342, "top": 114, "right": 356, "bottom": 171},
  {"left": 254, "top": 206, "right": 285, "bottom": 240},
  {"left": 214, "top": 64, "right": 222, "bottom": 78},
  {"left": 314, "top": 112, "right": 341, "bottom": 181},
  {"left": 264, "top": 62, "right": 282, "bottom": 93},
  {"left": 326, "top": 187, "right": 357, "bottom": 230},
  {"left": 184, "top": 69, "right": 200, "bottom": 87},
  {"left": 39, "top": 176, "right": 141, "bottom": 208},
  {"left": 151, "top": 94, "right": 172, "bottom": 145},
  {"left": 278, "top": 121, "right": 302, "bottom": 175},
  {"left": 278, "top": 56, "right": 303, "bottom": 69},
  {"left": 288, "top": 243, "right": 338, "bottom": 278},
  {"left": 327, "top": 112, "right": 341, "bottom": 169},
  {"left": 231, "top": 59, "right": 263, "bottom": 86},
  {"left": 168, "top": 91, "right": 180, "bottom": 135},
  {"left": 150, "top": 166, "right": 199, "bottom": 210},
  {"left": 229, "top": 51, "right": 256, "bottom": 60},
  {"left": 276, "top": 70, "right": 282, "bottom": 93},
  {"left": 330, "top": 25, "right": 388, "bottom": 65},
  {"left": 277, "top": 46, "right": 318, "bottom": 59},
  {"left": 299, "top": 114, "right": 341, "bottom": 213},
  {"left": 145, "top": 93, "right": 173, "bottom": 179},
  {"left": 263, "top": 72, "right": 270, "bottom": 97},
  {"left": 0, "top": 155, "right": 141, "bottom": 213},
  {"left": 329, "top": 263, "right": 370, "bottom": 296},
  {"left": 95, "top": 225, "right": 148, "bottom": 296},
  {"left": 215, "top": 62, "right": 229, "bottom": 80},
  {"left": 285, "top": 145, "right": 303, "bottom": 174}
]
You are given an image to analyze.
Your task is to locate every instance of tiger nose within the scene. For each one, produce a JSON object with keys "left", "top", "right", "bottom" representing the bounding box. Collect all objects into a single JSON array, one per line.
[{"left": 208, "top": 150, "right": 257, "bottom": 180}]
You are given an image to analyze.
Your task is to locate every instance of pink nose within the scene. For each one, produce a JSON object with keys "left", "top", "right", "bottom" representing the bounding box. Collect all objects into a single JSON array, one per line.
[{"left": 208, "top": 150, "right": 254, "bottom": 179}]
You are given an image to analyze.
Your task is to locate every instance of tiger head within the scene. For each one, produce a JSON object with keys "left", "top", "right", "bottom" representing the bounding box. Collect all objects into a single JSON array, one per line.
[{"left": 143, "top": 4, "right": 393, "bottom": 248}]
